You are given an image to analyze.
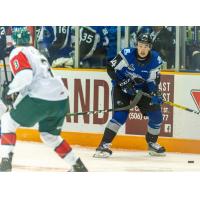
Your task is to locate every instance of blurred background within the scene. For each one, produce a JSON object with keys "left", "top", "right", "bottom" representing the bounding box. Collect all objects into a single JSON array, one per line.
[{"left": 1, "top": 26, "right": 200, "bottom": 72}]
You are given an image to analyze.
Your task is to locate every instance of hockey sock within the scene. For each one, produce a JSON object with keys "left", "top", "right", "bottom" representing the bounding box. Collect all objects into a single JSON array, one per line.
[
  {"left": 54, "top": 139, "right": 79, "bottom": 165},
  {"left": 55, "top": 140, "right": 72, "bottom": 158},
  {"left": 145, "top": 132, "right": 158, "bottom": 143},
  {"left": 40, "top": 132, "right": 79, "bottom": 167},
  {"left": 1, "top": 133, "right": 16, "bottom": 158},
  {"left": 63, "top": 150, "right": 79, "bottom": 166},
  {"left": 100, "top": 128, "right": 117, "bottom": 145}
]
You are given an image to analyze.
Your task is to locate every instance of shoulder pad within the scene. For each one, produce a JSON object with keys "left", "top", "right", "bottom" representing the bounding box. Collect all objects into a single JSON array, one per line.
[{"left": 151, "top": 50, "right": 163, "bottom": 66}]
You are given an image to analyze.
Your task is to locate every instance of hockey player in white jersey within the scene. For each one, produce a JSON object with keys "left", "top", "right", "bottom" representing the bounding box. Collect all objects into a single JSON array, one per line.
[{"left": 0, "top": 26, "right": 88, "bottom": 172}]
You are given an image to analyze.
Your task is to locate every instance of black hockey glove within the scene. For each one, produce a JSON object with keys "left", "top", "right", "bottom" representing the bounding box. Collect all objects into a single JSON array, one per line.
[
  {"left": 1, "top": 82, "right": 17, "bottom": 106},
  {"left": 118, "top": 78, "right": 136, "bottom": 96}
]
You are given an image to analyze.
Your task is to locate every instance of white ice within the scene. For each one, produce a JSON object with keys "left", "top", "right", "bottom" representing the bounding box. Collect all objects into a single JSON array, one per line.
[{"left": 2, "top": 141, "right": 200, "bottom": 172}]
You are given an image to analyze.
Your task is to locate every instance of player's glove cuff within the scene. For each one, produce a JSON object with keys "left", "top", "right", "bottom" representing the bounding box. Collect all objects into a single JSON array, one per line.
[{"left": 150, "top": 92, "right": 163, "bottom": 105}]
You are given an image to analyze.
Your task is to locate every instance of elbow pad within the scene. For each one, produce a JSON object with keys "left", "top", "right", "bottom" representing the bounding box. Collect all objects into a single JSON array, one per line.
[{"left": 8, "top": 69, "right": 33, "bottom": 95}]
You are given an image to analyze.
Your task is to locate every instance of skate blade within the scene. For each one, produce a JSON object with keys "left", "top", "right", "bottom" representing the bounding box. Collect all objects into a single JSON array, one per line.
[
  {"left": 148, "top": 151, "right": 166, "bottom": 157},
  {"left": 93, "top": 151, "right": 111, "bottom": 158},
  {"left": 0, "top": 169, "right": 12, "bottom": 172},
  {"left": 67, "top": 168, "right": 88, "bottom": 172}
]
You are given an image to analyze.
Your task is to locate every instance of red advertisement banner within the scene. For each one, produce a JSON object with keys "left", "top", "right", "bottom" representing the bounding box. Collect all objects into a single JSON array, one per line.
[{"left": 125, "top": 75, "right": 174, "bottom": 137}]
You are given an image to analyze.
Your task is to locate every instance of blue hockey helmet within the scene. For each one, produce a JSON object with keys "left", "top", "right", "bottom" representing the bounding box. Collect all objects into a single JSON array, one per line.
[{"left": 12, "top": 26, "right": 31, "bottom": 46}]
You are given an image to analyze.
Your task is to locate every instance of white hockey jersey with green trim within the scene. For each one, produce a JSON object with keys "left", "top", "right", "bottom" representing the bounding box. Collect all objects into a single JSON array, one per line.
[{"left": 8, "top": 46, "right": 69, "bottom": 101}]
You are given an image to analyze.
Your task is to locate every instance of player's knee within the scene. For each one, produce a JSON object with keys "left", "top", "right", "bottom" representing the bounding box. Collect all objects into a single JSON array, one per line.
[
  {"left": 40, "top": 132, "right": 63, "bottom": 148},
  {"left": 1, "top": 112, "right": 19, "bottom": 133},
  {"left": 148, "top": 110, "right": 163, "bottom": 125},
  {"left": 105, "top": 111, "right": 129, "bottom": 135},
  {"left": 40, "top": 132, "right": 72, "bottom": 158},
  {"left": 106, "top": 119, "right": 121, "bottom": 133},
  {"left": 147, "top": 110, "right": 163, "bottom": 133},
  {"left": 112, "top": 111, "right": 129, "bottom": 125}
]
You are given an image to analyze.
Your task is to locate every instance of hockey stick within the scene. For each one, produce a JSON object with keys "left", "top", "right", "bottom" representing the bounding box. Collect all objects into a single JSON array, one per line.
[
  {"left": 2, "top": 58, "right": 9, "bottom": 84},
  {"left": 141, "top": 91, "right": 200, "bottom": 116},
  {"left": 66, "top": 90, "right": 143, "bottom": 116},
  {"left": 1, "top": 58, "right": 16, "bottom": 109}
]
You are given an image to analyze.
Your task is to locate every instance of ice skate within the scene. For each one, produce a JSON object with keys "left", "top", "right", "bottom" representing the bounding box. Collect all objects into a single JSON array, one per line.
[
  {"left": 0, "top": 152, "right": 14, "bottom": 172},
  {"left": 93, "top": 143, "right": 112, "bottom": 158},
  {"left": 69, "top": 158, "right": 88, "bottom": 172},
  {"left": 0, "top": 158, "right": 12, "bottom": 172},
  {"left": 148, "top": 142, "right": 166, "bottom": 156}
]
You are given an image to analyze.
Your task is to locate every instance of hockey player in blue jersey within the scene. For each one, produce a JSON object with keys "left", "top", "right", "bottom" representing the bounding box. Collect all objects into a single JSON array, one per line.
[
  {"left": 37, "top": 26, "right": 74, "bottom": 67},
  {"left": 80, "top": 26, "right": 108, "bottom": 67},
  {"left": 94, "top": 32, "right": 165, "bottom": 158}
]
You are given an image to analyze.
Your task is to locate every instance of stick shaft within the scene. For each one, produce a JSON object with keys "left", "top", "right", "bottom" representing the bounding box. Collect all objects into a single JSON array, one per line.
[
  {"left": 66, "top": 90, "right": 143, "bottom": 116},
  {"left": 141, "top": 91, "right": 200, "bottom": 115},
  {"left": 2, "top": 58, "right": 9, "bottom": 83}
]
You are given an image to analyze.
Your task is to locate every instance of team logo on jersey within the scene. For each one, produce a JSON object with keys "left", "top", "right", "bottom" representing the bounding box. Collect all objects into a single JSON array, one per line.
[
  {"left": 124, "top": 49, "right": 130, "bottom": 55},
  {"left": 191, "top": 89, "right": 200, "bottom": 111},
  {"left": 13, "top": 60, "right": 20, "bottom": 70}
]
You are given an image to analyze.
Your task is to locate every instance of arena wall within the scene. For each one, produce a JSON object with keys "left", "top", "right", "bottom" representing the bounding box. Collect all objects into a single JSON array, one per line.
[{"left": 1, "top": 67, "right": 200, "bottom": 153}]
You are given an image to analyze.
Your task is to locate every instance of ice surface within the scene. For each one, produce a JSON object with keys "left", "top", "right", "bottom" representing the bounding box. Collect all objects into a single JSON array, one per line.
[{"left": 2, "top": 141, "right": 200, "bottom": 172}]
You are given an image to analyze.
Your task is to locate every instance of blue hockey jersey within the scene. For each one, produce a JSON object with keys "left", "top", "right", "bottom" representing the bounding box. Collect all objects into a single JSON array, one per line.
[
  {"left": 109, "top": 48, "right": 163, "bottom": 93},
  {"left": 37, "top": 26, "right": 73, "bottom": 63}
]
